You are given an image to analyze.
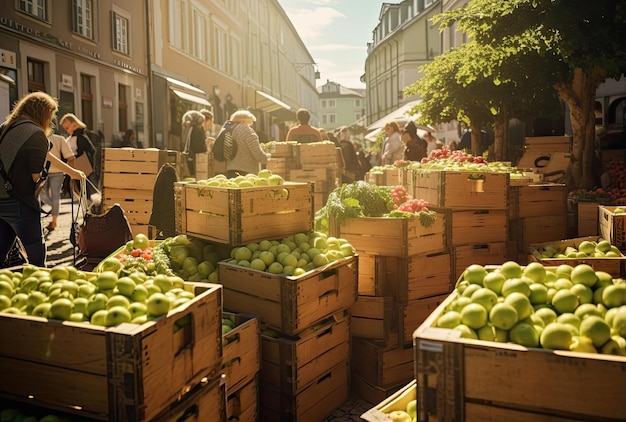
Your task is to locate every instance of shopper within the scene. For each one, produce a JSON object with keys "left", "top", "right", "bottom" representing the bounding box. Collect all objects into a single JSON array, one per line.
[
  {"left": 225, "top": 110, "right": 270, "bottom": 177},
  {"left": 381, "top": 120, "right": 403, "bottom": 165},
  {"left": 181, "top": 110, "right": 208, "bottom": 177},
  {"left": 286, "top": 108, "right": 323, "bottom": 143},
  {"left": 0, "top": 92, "right": 84, "bottom": 267},
  {"left": 336, "top": 126, "right": 361, "bottom": 183},
  {"left": 59, "top": 113, "right": 99, "bottom": 196},
  {"left": 39, "top": 133, "right": 75, "bottom": 232}
]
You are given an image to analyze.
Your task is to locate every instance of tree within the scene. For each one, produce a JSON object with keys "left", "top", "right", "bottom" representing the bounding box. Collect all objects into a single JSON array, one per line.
[{"left": 436, "top": 0, "right": 626, "bottom": 188}]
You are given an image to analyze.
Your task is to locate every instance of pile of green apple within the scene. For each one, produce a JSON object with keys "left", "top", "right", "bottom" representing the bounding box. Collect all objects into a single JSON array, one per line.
[
  {"left": 436, "top": 261, "right": 626, "bottom": 355},
  {"left": 536, "top": 239, "right": 621, "bottom": 258},
  {"left": 0, "top": 408, "right": 67, "bottom": 422},
  {"left": 386, "top": 399, "right": 416, "bottom": 422},
  {"left": 0, "top": 265, "right": 195, "bottom": 327},
  {"left": 194, "top": 169, "right": 284, "bottom": 188},
  {"left": 225, "top": 231, "right": 355, "bottom": 276},
  {"left": 613, "top": 207, "right": 626, "bottom": 214}
]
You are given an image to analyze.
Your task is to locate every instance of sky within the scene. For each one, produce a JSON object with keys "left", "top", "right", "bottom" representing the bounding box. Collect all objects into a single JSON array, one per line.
[{"left": 277, "top": 0, "right": 384, "bottom": 90}]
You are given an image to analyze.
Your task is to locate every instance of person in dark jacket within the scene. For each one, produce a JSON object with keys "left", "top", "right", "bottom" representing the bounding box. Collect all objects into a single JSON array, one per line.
[
  {"left": 402, "top": 130, "right": 427, "bottom": 162},
  {"left": 181, "top": 110, "right": 208, "bottom": 177},
  {"left": 149, "top": 164, "right": 179, "bottom": 239}
]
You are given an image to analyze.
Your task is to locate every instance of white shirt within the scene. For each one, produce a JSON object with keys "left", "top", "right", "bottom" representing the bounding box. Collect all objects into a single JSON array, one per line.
[{"left": 47, "top": 134, "right": 74, "bottom": 174}]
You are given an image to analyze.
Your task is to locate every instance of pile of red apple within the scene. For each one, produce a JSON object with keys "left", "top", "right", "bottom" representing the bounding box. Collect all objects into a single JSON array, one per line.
[{"left": 435, "top": 261, "right": 626, "bottom": 355}]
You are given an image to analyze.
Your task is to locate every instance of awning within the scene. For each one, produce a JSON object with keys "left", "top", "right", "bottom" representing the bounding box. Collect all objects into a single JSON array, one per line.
[
  {"left": 171, "top": 89, "right": 211, "bottom": 107},
  {"left": 255, "top": 90, "right": 292, "bottom": 112},
  {"left": 365, "top": 127, "right": 382, "bottom": 141},
  {"left": 367, "top": 100, "right": 421, "bottom": 131}
]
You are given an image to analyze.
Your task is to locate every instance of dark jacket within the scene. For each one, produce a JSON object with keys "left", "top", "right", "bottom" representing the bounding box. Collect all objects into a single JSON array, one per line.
[
  {"left": 404, "top": 138, "right": 427, "bottom": 162},
  {"left": 149, "top": 164, "right": 179, "bottom": 239}
]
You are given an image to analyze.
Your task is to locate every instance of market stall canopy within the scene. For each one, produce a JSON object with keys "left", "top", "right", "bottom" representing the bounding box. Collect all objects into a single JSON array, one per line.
[
  {"left": 367, "top": 100, "right": 421, "bottom": 131},
  {"left": 255, "top": 90, "right": 292, "bottom": 113},
  {"left": 171, "top": 89, "right": 211, "bottom": 107}
]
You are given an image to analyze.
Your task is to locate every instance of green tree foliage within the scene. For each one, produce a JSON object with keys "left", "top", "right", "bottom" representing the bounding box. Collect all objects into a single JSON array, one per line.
[{"left": 408, "top": 0, "right": 626, "bottom": 188}]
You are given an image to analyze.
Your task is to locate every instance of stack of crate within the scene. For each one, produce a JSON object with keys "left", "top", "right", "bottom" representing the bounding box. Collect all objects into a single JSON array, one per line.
[
  {"left": 175, "top": 179, "right": 358, "bottom": 420},
  {"left": 330, "top": 211, "right": 450, "bottom": 404},
  {"left": 410, "top": 169, "right": 510, "bottom": 280},
  {"left": 263, "top": 141, "right": 340, "bottom": 211},
  {"left": 101, "top": 148, "right": 180, "bottom": 237},
  {"left": 507, "top": 181, "right": 568, "bottom": 264},
  {"left": 0, "top": 276, "right": 227, "bottom": 422},
  {"left": 222, "top": 312, "right": 261, "bottom": 422},
  {"left": 365, "top": 165, "right": 405, "bottom": 187}
]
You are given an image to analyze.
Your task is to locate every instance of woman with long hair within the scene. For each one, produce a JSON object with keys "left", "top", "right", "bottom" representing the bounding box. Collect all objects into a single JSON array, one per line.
[{"left": 0, "top": 92, "right": 83, "bottom": 267}]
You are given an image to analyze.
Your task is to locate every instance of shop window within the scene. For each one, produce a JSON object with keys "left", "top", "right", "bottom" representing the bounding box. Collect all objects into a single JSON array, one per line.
[
  {"left": 73, "top": 0, "right": 95, "bottom": 40},
  {"left": 18, "top": 0, "right": 48, "bottom": 21},
  {"left": 27, "top": 59, "right": 46, "bottom": 93}
]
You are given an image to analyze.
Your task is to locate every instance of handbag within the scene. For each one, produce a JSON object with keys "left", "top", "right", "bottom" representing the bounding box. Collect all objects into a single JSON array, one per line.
[
  {"left": 77, "top": 203, "right": 133, "bottom": 257},
  {"left": 73, "top": 152, "right": 95, "bottom": 176}
]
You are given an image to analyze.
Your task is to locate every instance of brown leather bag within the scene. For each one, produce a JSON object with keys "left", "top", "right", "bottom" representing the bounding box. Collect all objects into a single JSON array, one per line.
[{"left": 77, "top": 203, "right": 133, "bottom": 257}]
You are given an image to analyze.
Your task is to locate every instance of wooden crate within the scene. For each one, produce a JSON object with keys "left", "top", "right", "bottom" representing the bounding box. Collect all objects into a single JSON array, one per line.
[
  {"left": 351, "top": 337, "right": 414, "bottom": 389},
  {"left": 176, "top": 181, "right": 314, "bottom": 245},
  {"left": 361, "top": 379, "right": 416, "bottom": 421},
  {"left": 509, "top": 215, "right": 568, "bottom": 252},
  {"left": 413, "top": 170, "right": 509, "bottom": 210},
  {"left": 194, "top": 152, "right": 210, "bottom": 180},
  {"left": 350, "top": 295, "right": 394, "bottom": 341},
  {"left": 330, "top": 214, "right": 446, "bottom": 258},
  {"left": 453, "top": 242, "right": 508, "bottom": 280},
  {"left": 259, "top": 360, "right": 349, "bottom": 422},
  {"left": 295, "top": 142, "right": 339, "bottom": 168},
  {"left": 218, "top": 256, "right": 357, "bottom": 336},
  {"left": 104, "top": 189, "right": 153, "bottom": 225},
  {"left": 260, "top": 313, "right": 350, "bottom": 395},
  {"left": 577, "top": 201, "right": 600, "bottom": 236},
  {"left": 383, "top": 167, "right": 402, "bottom": 186},
  {"left": 288, "top": 168, "right": 333, "bottom": 192},
  {"left": 0, "top": 282, "right": 223, "bottom": 422},
  {"left": 226, "top": 376, "right": 258, "bottom": 422},
  {"left": 386, "top": 252, "right": 453, "bottom": 303},
  {"left": 365, "top": 171, "right": 384, "bottom": 186},
  {"left": 265, "top": 157, "right": 288, "bottom": 177},
  {"left": 414, "top": 292, "right": 626, "bottom": 422},
  {"left": 102, "top": 148, "right": 179, "bottom": 190},
  {"left": 599, "top": 205, "right": 626, "bottom": 252},
  {"left": 351, "top": 375, "right": 411, "bottom": 408},
  {"left": 442, "top": 208, "right": 507, "bottom": 247},
  {"left": 397, "top": 293, "right": 449, "bottom": 347},
  {"left": 356, "top": 253, "right": 387, "bottom": 296},
  {"left": 528, "top": 236, "right": 626, "bottom": 277},
  {"left": 222, "top": 313, "right": 260, "bottom": 393},
  {"left": 523, "top": 135, "right": 572, "bottom": 153},
  {"left": 265, "top": 142, "right": 295, "bottom": 158},
  {"left": 508, "top": 183, "right": 567, "bottom": 219},
  {"left": 154, "top": 375, "right": 226, "bottom": 422}
]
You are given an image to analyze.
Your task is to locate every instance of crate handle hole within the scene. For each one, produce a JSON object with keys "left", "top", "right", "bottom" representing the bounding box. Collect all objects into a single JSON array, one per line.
[
  {"left": 318, "top": 289, "right": 339, "bottom": 302},
  {"left": 177, "top": 404, "right": 199, "bottom": 421},
  {"left": 173, "top": 313, "right": 195, "bottom": 355}
]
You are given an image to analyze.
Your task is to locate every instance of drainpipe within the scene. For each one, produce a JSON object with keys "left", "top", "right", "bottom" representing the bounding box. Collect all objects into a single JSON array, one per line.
[{"left": 145, "top": 0, "right": 154, "bottom": 147}]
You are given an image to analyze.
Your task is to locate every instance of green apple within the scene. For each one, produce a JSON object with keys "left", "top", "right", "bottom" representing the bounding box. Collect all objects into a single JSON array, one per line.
[
  {"left": 116, "top": 277, "right": 137, "bottom": 297},
  {"left": 131, "top": 284, "right": 149, "bottom": 302},
  {"left": 463, "top": 264, "right": 487, "bottom": 285},
  {"left": 0, "top": 280, "right": 14, "bottom": 297},
  {"left": 90, "top": 309, "right": 108, "bottom": 326},
  {"left": 69, "top": 312, "right": 85, "bottom": 322},
  {"left": 60, "top": 281, "right": 79, "bottom": 297},
  {"left": 528, "top": 283, "right": 548, "bottom": 305},
  {"left": 570, "top": 283, "right": 593, "bottom": 305},
  {"left": 0, "top": 295, "right": 11, "bottom": 311},
  {"left": 72, "top": 297, "right": 89, "bottom": 315},
  {"left": 570, "top": 264, "right": 598, "bottom": 287},
  {"left": 509, "top": 321, "right": 539, "bottom": 347},
  {"left": 470, "top": 288, "right": 498, "bottom": 312},
  {"left": 500, "top": 261, "right": 523, "bottom": 279},
  {"left": 131, "top": 314, "right": 148, "bottom": 324},
  {"left": 501, "top": 278, "right": 531, "bottom": 297},
  {"left": 482, "top": 271, "right": 506, "bottom": 295},
  {"left": 96, "top": 271, "right": 118, "bottom": 290},
  {"left": 31, "top": 302, "right": 52, "bottom": 318},
  {"left": 129, "top": 302, "right": 147, "bottom": 318},
  {"left": 523, "top": 261, "right": 547, "bottom": 283},
  {"left": 146, "top": 283, "right": 162, "bottom": 297},
  {"left": 555, "top": 264, "right": 574, "bottom": 280},
  {"left": 574, "top": 303, "right": 603, "bottom": 320},
  {"left": 406, "top": 399, "right": 417, "bottom": 420},
  {"left": 49, "top": 298, "right": 73, "bottom": 320},
  {"left": 577, "top": 240, "right": 596, "bottom": 255},
  {"left": 437, "top": 311, "right": 461, "bottom": 328},
  {"left": 18, "top": 276, "right": 39, "bottom": 294},
  {"left": 147, "top": 293, "right": 171, "bottom": 317},
  {"left": 453, "top": 324, "right": 478, "bottom": 339},
  {"left": 579, "top": 315, "right": 611, "bottom": 348},
  {"left": 87, "top": 293, "right": 109, "bottom": 316},
  {"left": 11, "top": 292, "right": 28, "bottom": 310},
  {"left": 78, "top": 283, "right": 96, "bottom": 298},
  {"left": 476, "top": 324, "right": 497, "bottom": 341},
  {"left": 540, "top": 323, "right": 573, "bottom": 350},
  {"left": 611, "top": 306, "right": 626, "bottom": 336},
  {"left": 106, "top": 295, "right": 130, "bottom": 310},
  {"left": 49, "top": 265, "right": 70, "bottom": 281},
  {"left": 602, "top": 283, "right": 626, "bottom": 308},
  {"left": 569, "top": 335, "right": 598, "bottom": 353},
  {"left": 105, "top": 306, "right": 132, "bottom": 327},
  {"left": 461, "top": 284, "right": 482, "bottom": 298},
  {"left": 552, "top": 289, "right": 579, "bottom": 314},
  {"left": 387, "top": 410, "right": 412, "bottom": 422},
  {"left": 460, "top": 303, "right": 488, "bottom": 330},
  {"left": 26, "top": 290, "right": 47, "bottom": 307},
  {"left": 600, "top": 336, "right": 626, "bottom": 356},
  {"left": 534, "top": 307, "right": 557, "bottom": 326},
  {"left": 504, "top": 292, "right": 533, "bottom": 320}
]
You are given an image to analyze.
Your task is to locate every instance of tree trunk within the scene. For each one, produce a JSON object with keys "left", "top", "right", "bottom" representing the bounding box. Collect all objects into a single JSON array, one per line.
[
  {"left": 555, "top": 66, "right": 606, "bottom": 190},
  {"left": 493, "top": 110, "right": 509, "bottom": 162},
  {"left": 470, "top": 122, "right": 481, "bottom": 156}
]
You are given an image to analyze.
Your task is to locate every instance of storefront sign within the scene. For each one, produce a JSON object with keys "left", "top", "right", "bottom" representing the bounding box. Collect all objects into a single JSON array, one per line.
[
  {"left": 0, "top": 48, "right": 16, "bottom": 69},
  {"left": 102, "top": 97, "right": 113, "bottom": 108}
]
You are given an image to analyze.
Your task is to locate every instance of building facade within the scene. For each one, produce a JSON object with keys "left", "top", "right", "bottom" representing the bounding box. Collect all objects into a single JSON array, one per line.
[
  {"left": 317, "top": 80, "right": 365, "bottom": 132},
  {"left": 0, "top": 0, "right": 149, "bottom": 146}
]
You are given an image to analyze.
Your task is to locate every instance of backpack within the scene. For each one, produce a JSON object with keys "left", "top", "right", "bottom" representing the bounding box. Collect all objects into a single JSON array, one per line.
[{"left": 212, "top": 121, "right": 237, "bottom": 162}]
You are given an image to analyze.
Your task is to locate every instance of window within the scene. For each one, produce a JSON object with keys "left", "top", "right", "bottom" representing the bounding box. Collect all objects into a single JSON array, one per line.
[
  {"left": 81, "top": 74, "right": 94, "bottom": 129},
  {"left": 355, "top": 99, "right": 361, "bottom": 107},
  {"left": 27, "top": 58, "right": 46, "bottom": 93},
  {"left": 329, "top": 114, "right": 336, "bottom": 124},
  {"left": 169, "top": 0, "right": 188, "bottom": 51},
  {"left": 118, "top": 84, "right": 128, "bottom": 132},
  {"left": 18, "top": 0, "right": 48, "bottom": 21},
  {"left": 192, "top": 6, "right": 209, "bottom": 62},
  {"left": 355, "top": 113, "right": 362, "bottom": 122},
  {"left": 230, "top": 36, "right": 241, "bottom": 79},
  {"left": 321, "top": 100, "right": 327, "bottom": 108},
  {"left": 112, "top": 12, "right": 129, "bottom": 55},
  {"left": 328, "top": 100, "right": 336, "bottom": 108},
  {"left": 73, "top": 0, "right": 94, "bottom": 40},
  {"left": 213, "top": 24, "right": 227, "bottom": 71}
]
